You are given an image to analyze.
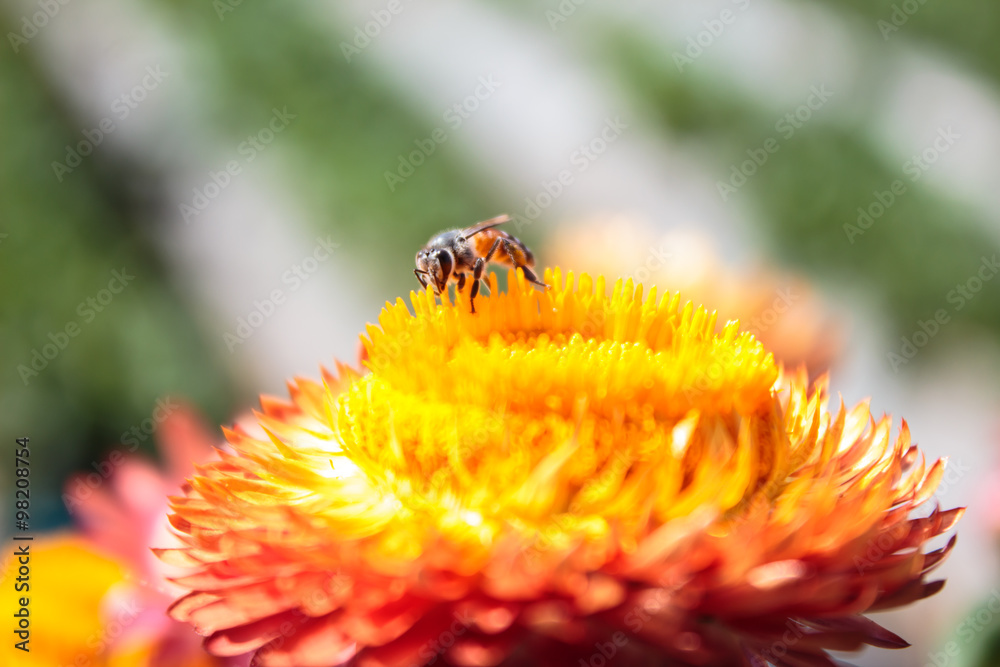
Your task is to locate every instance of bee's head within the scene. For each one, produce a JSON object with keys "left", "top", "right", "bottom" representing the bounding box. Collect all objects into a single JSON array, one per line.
[{"left": 415, "top": 248, "right": 454, "bottom": 294}]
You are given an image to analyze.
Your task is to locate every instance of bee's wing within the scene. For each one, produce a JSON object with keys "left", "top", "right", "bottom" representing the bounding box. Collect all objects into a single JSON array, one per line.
[{"left": 461, "top": 214, "right": 510, "bottom": 238}]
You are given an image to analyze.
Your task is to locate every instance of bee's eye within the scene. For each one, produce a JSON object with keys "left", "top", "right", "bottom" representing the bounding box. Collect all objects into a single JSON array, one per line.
[{"left": 435, "top": 250, "right": 453, "bottom": 281}]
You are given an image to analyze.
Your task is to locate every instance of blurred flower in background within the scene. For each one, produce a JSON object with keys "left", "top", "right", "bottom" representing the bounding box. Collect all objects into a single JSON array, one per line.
[
  {"left": 2, "top": 535, "right": 128, "bottom": 667},
  {"left": 546, "top": 219, "right": 843, "bottom": 376},
  {"left": 1, "top": 406, "right": 238, "bottom": 666},
  {"left": 2, "top": 0, "right": 1000, "bottom": 665}
]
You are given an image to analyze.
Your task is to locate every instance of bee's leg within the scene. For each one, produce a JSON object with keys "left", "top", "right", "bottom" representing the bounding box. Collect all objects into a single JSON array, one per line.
[
  {"left": 516, "top": 263, "right": 547, "bottom": 288},
  {"left": 414, "top": 269, "right": 430, "bottom": 290},
  {"left": 483, "top": 237, "right": 503, "bottom": 263},
  {"left": 453, "top": 272, "right": 468, "bottom": 309},
  {"left": 469, "top": 258, "right": 488, "bottom": 314},
  {"left": 496, "top": 239, "right": 548, "bottom": 288}
]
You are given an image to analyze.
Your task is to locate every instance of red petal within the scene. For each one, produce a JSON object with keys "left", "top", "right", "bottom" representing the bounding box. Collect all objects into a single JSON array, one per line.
[
  {"left": 254, "top": 616, "right": 356, "bottom": 667},
  {"left": 801, "top": 615, "right": 909, "bottom": 649},
  {"left": 205, "top": 609, "right": 304, "bottom": 657}
]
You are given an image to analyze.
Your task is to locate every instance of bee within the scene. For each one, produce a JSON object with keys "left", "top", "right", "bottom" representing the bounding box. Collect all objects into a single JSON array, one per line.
[{"left": 415, "top": 214, "right": 548, "bottom": 313}]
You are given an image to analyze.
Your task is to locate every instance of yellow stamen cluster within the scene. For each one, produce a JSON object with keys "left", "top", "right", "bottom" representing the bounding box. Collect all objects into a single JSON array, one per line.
[{"left": 343, "top": 269, "right": 784, "bottom": 548}]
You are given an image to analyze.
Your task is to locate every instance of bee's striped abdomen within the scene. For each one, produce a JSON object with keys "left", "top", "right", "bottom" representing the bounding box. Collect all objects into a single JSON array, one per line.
[{"left": 472, "top": 229, "right": 535, "bottom": 268}]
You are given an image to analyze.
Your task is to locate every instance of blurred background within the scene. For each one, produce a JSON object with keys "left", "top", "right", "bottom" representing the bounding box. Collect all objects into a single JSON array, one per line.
[{"left": 2, "top": 0, "right": 1000, "bottom": 665}]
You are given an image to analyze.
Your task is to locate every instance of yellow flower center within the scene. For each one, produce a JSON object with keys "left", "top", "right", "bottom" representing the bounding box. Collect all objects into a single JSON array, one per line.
[{"left": 335, "top": 269, "right": 780, "bottom": 551}]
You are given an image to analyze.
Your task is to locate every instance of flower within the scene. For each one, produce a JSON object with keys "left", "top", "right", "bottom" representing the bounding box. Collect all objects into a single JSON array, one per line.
[
  {"left": 0, "top": 533, "right": 224, "bottom": 667},
  {"left": 163, "top": 269, "right": 960, "bottom": 667},
  {"left": 0, "top": 404, "right": 241, "bottom": 667},
  {"left": 67, "top": 402, "right": 246, "bottom": 667},
  {"left": 1, "top": 535, "right": 127, "bottom": 667}
]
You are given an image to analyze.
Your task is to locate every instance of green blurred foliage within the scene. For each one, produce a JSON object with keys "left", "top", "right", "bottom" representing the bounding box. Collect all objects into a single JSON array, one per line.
[
  {"left": 601, "top": 29, "right": 1000, "bottom": 340},
  {"left": 823, "top": 0, "right": 1000, "bottom": 82},
  {"left": 0, "top": 34, "right": 235, "bottom": 529},
  {"left": 952, "top": 592, "right": 1000, "bottom": 667}
]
